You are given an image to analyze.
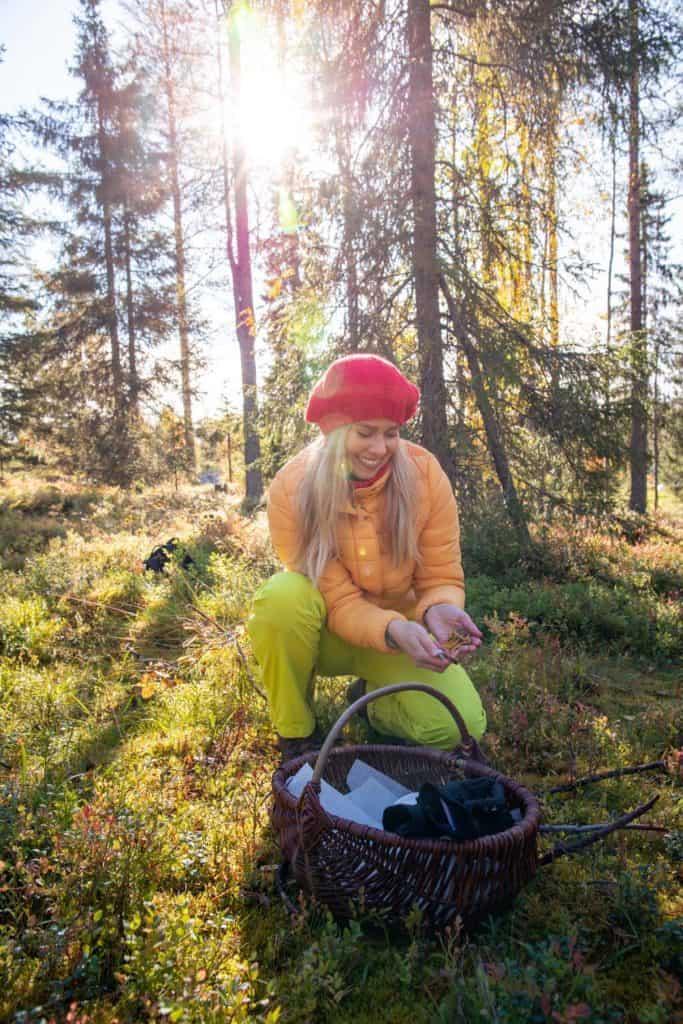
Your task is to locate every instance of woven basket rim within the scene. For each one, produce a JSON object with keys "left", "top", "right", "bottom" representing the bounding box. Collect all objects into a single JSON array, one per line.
[{"left": 272, "top": 742, "right": 541, "bottom": 855}]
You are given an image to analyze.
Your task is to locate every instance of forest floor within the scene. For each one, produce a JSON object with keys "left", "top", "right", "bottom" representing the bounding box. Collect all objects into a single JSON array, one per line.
[{"left": 1, "top": 468, "right": 682, "bottom": 1024}]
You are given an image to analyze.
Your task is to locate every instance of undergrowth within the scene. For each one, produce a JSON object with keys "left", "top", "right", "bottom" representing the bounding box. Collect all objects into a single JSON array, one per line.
[{"left": 0, "top": 470, "right": 681, "bottom": 1023}]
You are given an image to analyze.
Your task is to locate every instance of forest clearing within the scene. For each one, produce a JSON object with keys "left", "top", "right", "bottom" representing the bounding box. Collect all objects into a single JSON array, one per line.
[{"left": 0, "top": 468, "right": 681, "bottom": 1022}]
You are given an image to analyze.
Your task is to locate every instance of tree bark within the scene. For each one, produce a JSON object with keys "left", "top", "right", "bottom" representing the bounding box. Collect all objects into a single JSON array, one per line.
[
  {"left": 545, "top": 96, "right": 560, "bottom": 352},
  {"left": 628, "top": 0, "right": 647, "bottom": 514},
  {"left": 606, "top": 121, "right": 617, "bottom": 353},
  {"left": 225, "top": 4, "right": 263, "bottom": 508},
  {"left": 122, "top": 205, "right": 139, "bottom": 417},
  {"left": 406, "top": 0, "right": 453, "bottom": 476},
  {"left": 653, "top": 340, "right": 659, "bottom": 512},
  {"left": 160, "top": 0, "right": 195, "bottom": 473},
  {"left": 517, "top": 120, "right": 533, "bottom": 322},
  {"left": 440, "top": 275, "right": 531, "bottom": 547},
  {"left": 96, "top": 96, "right": 123, "bottom": 415},
  {"left": 340, "top": 145, "right": 360, "bottom": 353}
]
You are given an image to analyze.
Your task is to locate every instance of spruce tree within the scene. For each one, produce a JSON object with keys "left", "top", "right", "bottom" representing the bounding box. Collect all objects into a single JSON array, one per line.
[{"left": 11, "top": 0, "right": 178, "bottom": 480}]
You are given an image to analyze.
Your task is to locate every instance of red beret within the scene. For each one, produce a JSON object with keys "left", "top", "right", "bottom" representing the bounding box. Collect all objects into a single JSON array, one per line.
[{"left": 305, "top": 354, "right": 420, "bottom": 435}]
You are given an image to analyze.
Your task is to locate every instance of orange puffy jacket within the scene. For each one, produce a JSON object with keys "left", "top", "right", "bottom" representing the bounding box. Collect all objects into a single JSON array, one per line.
[{"left": 266, "top": 440, "right": 466, "bottom": 653}]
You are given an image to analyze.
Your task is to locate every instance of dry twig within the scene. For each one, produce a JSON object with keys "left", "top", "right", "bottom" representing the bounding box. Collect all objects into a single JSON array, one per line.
[
  {"left": 540, "top": 822, "right": 667, "bottom": 834},
  {"left": 539, "top": 795, "right": 660, "bottom": 865},
  {"left": 60, "top": 594, "right": 138, "bottom": 617},
  {"left": 544, "top": 760, "right": 666, "bottom": 794}
]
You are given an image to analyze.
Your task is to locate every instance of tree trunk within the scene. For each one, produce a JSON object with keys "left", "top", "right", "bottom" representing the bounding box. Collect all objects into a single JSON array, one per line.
[
  {"left": 122, "top": 205, "right": 139, "bottom": 417},
  {"left": 406, "top": 0, "right": 452, "bottom": 476},
  {"left": 516, "top": 121, "right": 534, "bottom": 322},
  {"left": 333, "top": 120, "right": 360, "bottom": 353},
  {"left": 628, "top": 0, "right": 647, "bottom": 514},
  {"left": 546, "top": 111, "right": 560, "bottom": 352},
  {"left": 224, "top": 5, "right": 263, "bottom": 508},
  {"left": 606, "top": 120, "right": 617, "bottom": 353},
  {"left": 542, "top": 79, "right": 560, "bottom": 405},
  {"left": 341, "top": 150, "right": 360, "bottom": 352},
  {"left": 652, "top": 340, "right": 659, "bottom": 512},
  {"left": 641, "top": 163, "right": 658, "bottom": 512},
  {"left": 96, "top": 97, "right": 123, "bottom": 415},
  {"left": 440, "top": 275, "right": 531, "bottom": 547},
  {"left": 160, "top": 0, "right": 195, "bottom": 473}
]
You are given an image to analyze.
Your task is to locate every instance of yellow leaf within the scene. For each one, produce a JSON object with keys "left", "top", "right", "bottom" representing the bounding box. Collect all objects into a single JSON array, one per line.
[
  {"left": 267, "top": 276, "right": 283, "bottom": 300},
  {"left": 238, "top": 305, "right": 256, "bottom": 336}
]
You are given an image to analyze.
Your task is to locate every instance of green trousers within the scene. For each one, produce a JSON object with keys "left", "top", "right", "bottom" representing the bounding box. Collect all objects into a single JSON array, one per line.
[{"left": 246, "top": 571, "right": 487, "bottom": 749}]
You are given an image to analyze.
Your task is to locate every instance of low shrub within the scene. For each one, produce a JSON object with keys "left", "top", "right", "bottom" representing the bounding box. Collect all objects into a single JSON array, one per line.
[
  {"left": 0, "top": 508, "right": 66, "bottom": 570},
  {"left": 434, "top": 933, "right": 625, "bottom": 1024},
  {"left": 120, "top": 893, "right": 279, "bottom": 1023},
  {"left": 467, "top": 575, "right": 683, "bottom": 662},
  {"left": 0, "top": 595, "right": 64, "bottom": 662}
]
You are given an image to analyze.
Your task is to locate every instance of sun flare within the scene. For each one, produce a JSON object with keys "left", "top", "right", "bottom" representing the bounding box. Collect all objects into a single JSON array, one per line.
[{"left": 223, "top": 5, "right": 316, "bottom": 176}]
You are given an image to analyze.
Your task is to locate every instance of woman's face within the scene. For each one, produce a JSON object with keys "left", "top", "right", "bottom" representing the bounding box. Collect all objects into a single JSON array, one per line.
[{"left": 345, "top": 419, "right": 400, "bottom": 480}]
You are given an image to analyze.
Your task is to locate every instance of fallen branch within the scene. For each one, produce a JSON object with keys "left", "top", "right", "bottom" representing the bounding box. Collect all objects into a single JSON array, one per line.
[
  {"left": 60, "top": 594, "right": 138, "bottom": 617},
  {"left": 545, "top": 760, "right": 666, "bottom": 794},
  {"left": 540, "top": 822, "right": 667, "bottom": 835},
  {"left": 539, "top": 795, "right": 659, "bottom": 866}
]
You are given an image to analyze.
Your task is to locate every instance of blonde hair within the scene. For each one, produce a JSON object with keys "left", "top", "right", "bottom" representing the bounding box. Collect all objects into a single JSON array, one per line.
[{"left": 295, "top": 426, "right": 420, "bottom": 584}]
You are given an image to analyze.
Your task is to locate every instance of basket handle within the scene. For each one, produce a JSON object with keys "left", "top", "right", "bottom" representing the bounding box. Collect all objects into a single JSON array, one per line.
[{"left": 311, "top": 681, "right": 475, "bottom": 784}]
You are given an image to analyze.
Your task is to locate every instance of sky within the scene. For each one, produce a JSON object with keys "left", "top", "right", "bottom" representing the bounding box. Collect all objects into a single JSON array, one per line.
[
  {"left": 1, "top": 2, "right": 75, "bottom": 105},
  {"left": 2, "top": 0, "right": 681, "bottom": 420},
  {"left": 0, "top": 0, "right": 245, "bottom": 420}
]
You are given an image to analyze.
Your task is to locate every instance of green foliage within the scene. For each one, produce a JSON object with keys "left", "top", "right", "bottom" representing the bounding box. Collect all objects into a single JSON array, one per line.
[
  {"left": 433, "top": 933, "right": 625, "bottom": 1024},
  {"left": 120, "top": 893, "right": 280, "bottom": 1023},
  {"left": 460, "top": 515, "right": 683, "bottom": 663},
  {"left": 0, "top": 596, "right": 64, "bottom": 661},
  {"left": 460, "top": 498, "right": 526, "bottom": 579},
  {"left": 468, "top": 575, "right": 682, "bottom": 662}
]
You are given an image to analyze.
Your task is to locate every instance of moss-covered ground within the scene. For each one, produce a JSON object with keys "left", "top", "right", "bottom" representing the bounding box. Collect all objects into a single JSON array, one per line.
[{"left": 1, "top": 469, "right": 681, "bottom": 1023}]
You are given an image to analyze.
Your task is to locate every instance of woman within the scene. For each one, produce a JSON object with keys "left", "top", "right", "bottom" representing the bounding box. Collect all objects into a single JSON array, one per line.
[{"left": 247, "top": 353, "right": 487, "bottom": 761}]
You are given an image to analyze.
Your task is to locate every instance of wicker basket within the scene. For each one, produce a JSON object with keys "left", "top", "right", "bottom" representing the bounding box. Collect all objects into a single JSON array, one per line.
[{"left": 271, "top": 683, "right": 541, "bottom": 931}]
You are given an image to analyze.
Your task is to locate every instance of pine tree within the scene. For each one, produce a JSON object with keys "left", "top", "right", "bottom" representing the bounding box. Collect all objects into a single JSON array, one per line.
[
  {"left": 110, "top": 67, "right": 176, "bottom": 420},
  {"left": 12, "top": 0, "right": 179, "bottom": 479},
  {"left": 0, "top": 61, "right": 61, "bottom": 458}
]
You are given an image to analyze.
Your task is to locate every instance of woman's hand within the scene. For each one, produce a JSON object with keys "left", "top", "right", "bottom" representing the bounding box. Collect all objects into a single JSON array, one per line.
[
  {"left": 423, "top": 604, "right": 483, "bottom": 662},
  {"left": 386, "top": 620, "right": 451, "bottom": 672}
]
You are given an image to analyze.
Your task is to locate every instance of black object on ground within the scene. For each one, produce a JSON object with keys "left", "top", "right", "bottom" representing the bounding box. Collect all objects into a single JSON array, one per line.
[{"left": 143, "top": 537, "right": 195, "bottom": 574}]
